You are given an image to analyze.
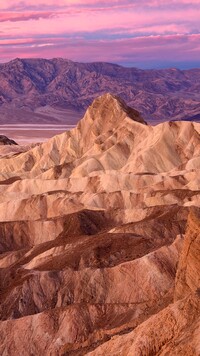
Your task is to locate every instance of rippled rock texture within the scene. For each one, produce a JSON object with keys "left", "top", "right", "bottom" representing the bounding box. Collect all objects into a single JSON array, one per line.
[{"left": 0, "top": 94, "right": 200, "bottom": 355}]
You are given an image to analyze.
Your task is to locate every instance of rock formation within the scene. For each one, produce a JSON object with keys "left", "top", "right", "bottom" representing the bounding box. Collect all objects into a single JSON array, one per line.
[
  {"left": 0, "top": 94, "right": 200, "bottom": 355},
  {"left": 175, "top": 208, "right": 200, "bottom": 301},
  {"left": 88, "top": 209, "right": 200, "bottom": 356},
  {"left": 0, "top": 135, "right": 17, "bottom": 145}
]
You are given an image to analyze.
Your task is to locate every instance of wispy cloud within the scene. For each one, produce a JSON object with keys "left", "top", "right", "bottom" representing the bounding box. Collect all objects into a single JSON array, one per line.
[
  {"left": 0, "top": 0, "right": 200, "bottom": 68},
  {"left": 0, "top": 12, "right": 59, "bottom": 22}
]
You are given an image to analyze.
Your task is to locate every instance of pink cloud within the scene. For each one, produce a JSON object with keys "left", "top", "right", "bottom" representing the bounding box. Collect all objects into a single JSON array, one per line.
[
  {"left": 1, "top": 0, "right": 200, "bottom": 9},
  {"left": 1, "top": 0, "right": 200, "bottom": 12},
  {"left": 0, "top": 12, "right": 59, "bottom": 22},
  {"left": 1, "top": 34, "right": 199, "bottom": 65},
  {"left": 0, "top": 0, "right": 200, "bottom": 67},
  {"left": 1, "top": 5, "right": 199, "bottom": 38}
]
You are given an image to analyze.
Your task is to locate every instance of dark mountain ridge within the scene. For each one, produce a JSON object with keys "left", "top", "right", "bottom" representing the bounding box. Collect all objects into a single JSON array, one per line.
[{"left": 0, "top": 57, "right": 200, "bottom": 124}]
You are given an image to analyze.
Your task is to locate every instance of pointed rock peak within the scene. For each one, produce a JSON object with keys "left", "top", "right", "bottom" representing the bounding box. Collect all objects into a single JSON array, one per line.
[
  {"left": 76, "top": 93, "right": 146, "bottom": 152},
  {"left": 88, "top": 93, "right": 146, "bottom": 125},
  {"left": 80, "top": 93, "right": 146, "bottom": 131}
]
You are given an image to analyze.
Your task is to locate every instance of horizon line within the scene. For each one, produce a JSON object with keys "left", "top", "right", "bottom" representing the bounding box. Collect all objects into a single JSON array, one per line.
[{"left": 0, "top": 56, "right": 200, "bottom": 71}]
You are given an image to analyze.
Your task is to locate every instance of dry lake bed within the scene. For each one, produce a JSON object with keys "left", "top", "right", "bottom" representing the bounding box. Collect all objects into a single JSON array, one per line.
[{"left": 0, "top": 124, "right": 76, "bottom": 144}]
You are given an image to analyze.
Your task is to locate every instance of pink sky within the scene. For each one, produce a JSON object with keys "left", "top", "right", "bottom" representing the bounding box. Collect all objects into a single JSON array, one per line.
[{"left": 0, "top": 0, "right": 200, "bottom": 68}]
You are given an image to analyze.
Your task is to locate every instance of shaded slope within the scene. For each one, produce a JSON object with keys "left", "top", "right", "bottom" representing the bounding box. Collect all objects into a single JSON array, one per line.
[
  {"left": 88, "top": 209, "right": 200, "bottom": 356},
  {"left": 0, "top": 95, "right": 199, "bottom": 355},
  {"left": 0, "top": 135, "right": 17, "bottom": 146}
]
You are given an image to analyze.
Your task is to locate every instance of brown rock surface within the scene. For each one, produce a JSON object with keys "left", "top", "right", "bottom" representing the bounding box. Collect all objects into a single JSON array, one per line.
[
  {"left": 87, "top": 293, "right": 200, "bottom": 356},
  {"left": 0, "top": 94, "right": 200, "bottom": 355},
  {"left": 175, "top": 208, "right": 200, "bottom": 301},
  {"left": 88, "top": 209, "right": 200, "bottom": 356}
]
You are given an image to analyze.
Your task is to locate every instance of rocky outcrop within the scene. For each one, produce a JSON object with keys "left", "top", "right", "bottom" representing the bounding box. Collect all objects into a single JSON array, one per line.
[
  {"left": 87, "top": 293, "right": 200, "bottom": 356},
  {"left": 174, "top": 208, "right": 200, "bottom": 301},
  {"left": 0, "top": 135, "right": 17, "bottom": 145},
  {"left": 0, "top": 95, "right": 200, "bottom": 355},
  {"left": 85, "top": 210, "right": 200, "bottom": 356}
]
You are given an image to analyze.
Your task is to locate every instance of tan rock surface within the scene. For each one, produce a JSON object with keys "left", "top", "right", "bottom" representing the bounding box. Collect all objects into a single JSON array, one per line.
[
  {"left": 0, "top": 94, "right": 200, "bottom": 355},
  {"left": 175, "top": 208, "right": 200, "bottom": 301},
  {"left": 87, "top": 293, "right": 200, "bottom": 356},
  {"left": 88, "top": 209, "right": 200, "bottom": 356}
]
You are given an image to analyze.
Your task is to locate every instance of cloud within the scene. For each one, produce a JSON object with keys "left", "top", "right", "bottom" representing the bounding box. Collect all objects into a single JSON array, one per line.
[
  {"left": 0, "top": 33, "right": 199, "bottom": 68},
  {"left": 0, "top": 0, "right": 200, "bottom": 68},
  {"left": 1, "top": 0, "right": 200, "bottom": 11},
  {"left": 0, "top": 12, "right": 59, "bottom": 22}
]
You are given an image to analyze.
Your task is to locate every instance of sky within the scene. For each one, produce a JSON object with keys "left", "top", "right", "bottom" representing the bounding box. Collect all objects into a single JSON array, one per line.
[{"left": 0, "top": 0, "right": 200, "bottom": 69}]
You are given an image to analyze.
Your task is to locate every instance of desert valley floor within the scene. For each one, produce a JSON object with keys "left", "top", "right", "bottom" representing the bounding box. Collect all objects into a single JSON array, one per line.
[
  {"left": 0, "top": 94, "right": 200, "bottom": 355},
  {"left": 0, "top": 124, "right": 76, "bottom": 145}
]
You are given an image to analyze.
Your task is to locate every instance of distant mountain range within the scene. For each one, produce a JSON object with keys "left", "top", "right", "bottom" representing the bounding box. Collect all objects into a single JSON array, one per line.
[{"left": 0, "top": 57, "right": 200, "bottom": 124}]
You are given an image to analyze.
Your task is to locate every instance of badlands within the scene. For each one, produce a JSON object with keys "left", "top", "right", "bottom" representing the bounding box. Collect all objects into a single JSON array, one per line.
[{"left": 0, "top": 93, "right": 200, "bottom": 355}]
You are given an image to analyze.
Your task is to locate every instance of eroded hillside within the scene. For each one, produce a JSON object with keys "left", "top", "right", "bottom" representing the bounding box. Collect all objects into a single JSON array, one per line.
[{"left": 0, "top": 94, "right": 200, "bottom": 355}]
